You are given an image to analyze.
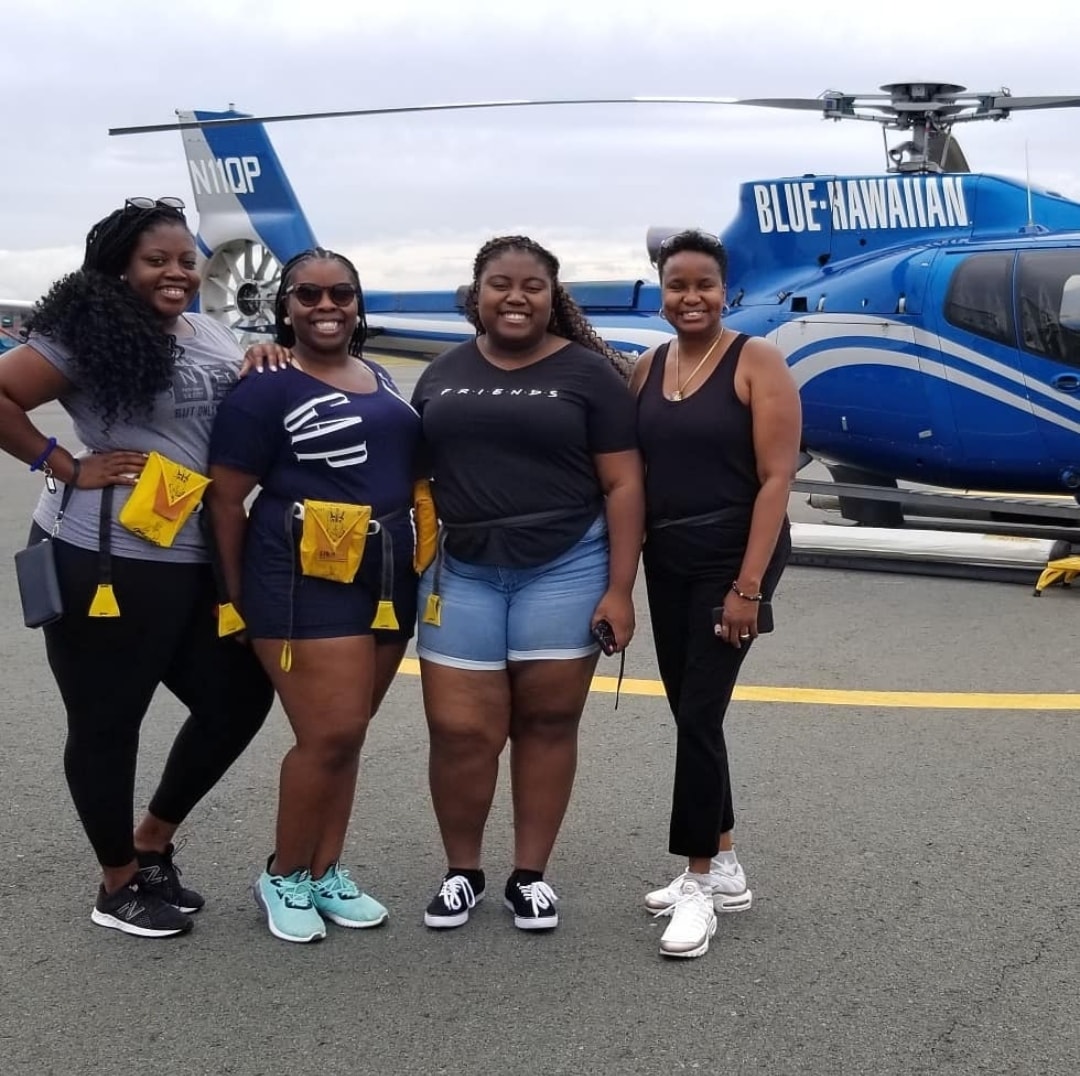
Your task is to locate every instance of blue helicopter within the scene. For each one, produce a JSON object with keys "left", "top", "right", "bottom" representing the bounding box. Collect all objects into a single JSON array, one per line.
[{"left": 110, "top": 82, "right": 1080, "bottom": 522}]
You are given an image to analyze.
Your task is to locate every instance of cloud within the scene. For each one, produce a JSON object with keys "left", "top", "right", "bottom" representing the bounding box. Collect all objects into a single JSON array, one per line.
[
  {"left": 5, "top": 0, "right": 1080, "bottom": 300},
  {"left": 0, "top": 248, "right": 82, "bottom": 303}
]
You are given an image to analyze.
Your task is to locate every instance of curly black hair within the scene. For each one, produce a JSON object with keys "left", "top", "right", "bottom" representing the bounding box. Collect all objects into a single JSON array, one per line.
[
  {"left": 655, "top": 229, "right": 728, "bottom": 284},
  {"left": 274, "top": 248, "right": 367, "bottom": 357},
  {"left": 463, "top": 235, "right": 635, "bottom": 381},
  {"left": 23, "top": 204, "right": 192, "bottom": 429}
]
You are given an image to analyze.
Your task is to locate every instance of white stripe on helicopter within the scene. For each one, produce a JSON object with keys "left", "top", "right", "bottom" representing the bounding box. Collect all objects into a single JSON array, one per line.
[
  {"left": 782, "top": 314, "right": 1080, "bottom": 419},
  {"left": 789, "top": 347, "right": 1080, "bottom": 437},
  {"left": 369, "top": 315, "right": 673, "bottom": 351},
  {"left": 370, "top": 311, "right": 1080, "bottom": 435}
]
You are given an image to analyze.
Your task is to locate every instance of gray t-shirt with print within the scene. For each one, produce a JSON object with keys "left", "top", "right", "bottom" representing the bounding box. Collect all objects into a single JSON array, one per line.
[{"left": 30, "top": 314, "right": 242, "bottom": 563}]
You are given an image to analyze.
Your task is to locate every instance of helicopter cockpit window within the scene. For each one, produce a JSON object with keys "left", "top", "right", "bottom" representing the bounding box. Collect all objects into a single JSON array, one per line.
[
  {"left": 1017, "top": 250, "right": 1080, "bottom": 369},
  {"left": 944, "top": 252, "right": 1014, "bottom": 346}
]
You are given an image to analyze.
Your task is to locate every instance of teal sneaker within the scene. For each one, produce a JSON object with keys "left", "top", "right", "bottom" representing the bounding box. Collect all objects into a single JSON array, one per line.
[
  {"left": 253, "top": 858, "right": 326, "bottom": 943},
  {"left": 310, "top": 863, "right": 388, "bottom": 929}
]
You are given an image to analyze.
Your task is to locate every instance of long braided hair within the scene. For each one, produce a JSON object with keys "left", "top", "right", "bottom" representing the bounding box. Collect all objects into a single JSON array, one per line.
[
  {"left": 274, "top": 248, "right": 367, "bottom": 357},
  {"left": 23, "top": 204, "right": 190, "bottom": 428},
  {"left": 463, "top": 235, "right": 634, "bottom": 381}
]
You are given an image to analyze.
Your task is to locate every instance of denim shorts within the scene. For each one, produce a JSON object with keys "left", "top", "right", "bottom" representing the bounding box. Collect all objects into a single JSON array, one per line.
[{"left": 416, "top": 515, "right": 609, "bottom": 670}]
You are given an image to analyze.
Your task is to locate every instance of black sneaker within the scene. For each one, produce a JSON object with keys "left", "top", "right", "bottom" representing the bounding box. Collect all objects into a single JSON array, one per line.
[
  {"left": 91, "top": 880, "right": 194, "bottom": 938},
  {"left": 136, "top": 843, "right": 205, "bottom": 913},
  {"left": 423, "top": 872, "right": 485, "bottom": 929},
  {"left": 504, "top": 877, "right": 559, "bottom": 931}
]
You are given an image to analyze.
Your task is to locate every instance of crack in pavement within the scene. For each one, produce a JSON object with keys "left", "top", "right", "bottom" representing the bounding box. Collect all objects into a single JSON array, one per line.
[{"left": 929, "top": 911, "right": 1069, "bottom": 1066}]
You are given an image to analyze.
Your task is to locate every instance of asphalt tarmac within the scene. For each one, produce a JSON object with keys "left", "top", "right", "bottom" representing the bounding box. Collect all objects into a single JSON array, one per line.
[{"left": 1, "top": 358, "right": 1077, "bottom": 1075}]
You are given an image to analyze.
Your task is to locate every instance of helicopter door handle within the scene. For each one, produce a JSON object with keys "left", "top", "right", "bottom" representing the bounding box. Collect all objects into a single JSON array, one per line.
[{"left": 1051, "top": 374, "right": 1080, "bottom": 392}]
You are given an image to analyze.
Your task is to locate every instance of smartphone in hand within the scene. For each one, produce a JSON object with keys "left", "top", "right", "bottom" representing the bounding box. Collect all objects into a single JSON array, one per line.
[
  {"left": 592, "top": 619, "right": 618, "bottom": 655},
  {"left": 712, "top": 601, "right": 774, "bottom": 635}
]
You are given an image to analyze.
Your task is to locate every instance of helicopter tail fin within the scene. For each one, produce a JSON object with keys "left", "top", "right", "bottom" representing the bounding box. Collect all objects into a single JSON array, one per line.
[
  {"left": 177, "top": 110, "right": 319, "bottom": 333},
  {"left": 177, "top": 109, "right": 318, "bottom": 256}
]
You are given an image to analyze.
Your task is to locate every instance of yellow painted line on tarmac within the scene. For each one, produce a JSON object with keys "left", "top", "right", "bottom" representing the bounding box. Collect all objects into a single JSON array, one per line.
[{"left": 397, "top": 659, "right": 1080, "bottom": 711}]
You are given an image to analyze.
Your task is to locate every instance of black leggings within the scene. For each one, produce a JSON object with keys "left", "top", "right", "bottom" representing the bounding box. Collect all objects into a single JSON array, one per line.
[
  {"left": 644, "top": 527, "right": 790, "bottom": 858},
  {"left": 34, "top": 526, "right": 274, "bottom": 868}
]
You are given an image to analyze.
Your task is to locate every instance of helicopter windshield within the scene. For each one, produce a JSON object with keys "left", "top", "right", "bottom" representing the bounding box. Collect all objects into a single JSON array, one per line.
[{"left": 1018, "top": 249, "right": 1080, "bottom": 368}]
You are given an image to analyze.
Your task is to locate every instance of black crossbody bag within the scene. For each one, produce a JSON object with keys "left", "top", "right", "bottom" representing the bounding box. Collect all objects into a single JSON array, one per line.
[{"left": 13, "top": 479, "right": 76, "bottom": 628}]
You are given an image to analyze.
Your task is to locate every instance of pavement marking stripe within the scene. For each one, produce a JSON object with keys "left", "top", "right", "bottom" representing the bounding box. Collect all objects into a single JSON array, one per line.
[{"left": 396, "top": 660, "right": 1079, "bottom": 710}]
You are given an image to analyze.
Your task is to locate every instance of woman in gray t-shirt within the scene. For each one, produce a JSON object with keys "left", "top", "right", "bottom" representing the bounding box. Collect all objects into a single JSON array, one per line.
[{"left": 0, "top": 200, "right": 273, "bottom": 938}]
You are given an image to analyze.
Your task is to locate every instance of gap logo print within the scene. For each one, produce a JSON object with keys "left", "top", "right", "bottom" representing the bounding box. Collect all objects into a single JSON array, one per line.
[{"left": 283, "top": 392, "right": 368, "bottom": 468}]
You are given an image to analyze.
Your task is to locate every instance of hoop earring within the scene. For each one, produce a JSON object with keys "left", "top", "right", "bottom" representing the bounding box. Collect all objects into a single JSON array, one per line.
[{"left": 283, "top": 316, "right": 291, "bottom": 324}]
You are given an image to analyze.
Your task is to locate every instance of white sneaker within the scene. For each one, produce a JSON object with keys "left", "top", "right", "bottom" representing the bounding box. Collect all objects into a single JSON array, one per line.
[
  {"left": 644, "top": 857, "right": 753, "bottom": 915},
  {"left": 658, "top": 877, "right": 717, "bottom": 959}
]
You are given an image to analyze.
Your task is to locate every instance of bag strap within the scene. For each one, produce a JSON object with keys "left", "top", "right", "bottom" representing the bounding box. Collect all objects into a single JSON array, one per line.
[
  {"left": 441, "top": 503, "right": 600, "bottom": 531},
  {"left": 98, "top": 485, "right": 113, "bottom": 579},
  {"left": 47, "top": 468, "right": 79, "bottom": 538},
  {"left": 86, "top": 486, "right": 121, "bottom": 618},
  {"left": 612, "top": 649, "right": 625, "bottom": 711},
  {"left": 648, "top": 507, "right": 744, "bottom": 531}
]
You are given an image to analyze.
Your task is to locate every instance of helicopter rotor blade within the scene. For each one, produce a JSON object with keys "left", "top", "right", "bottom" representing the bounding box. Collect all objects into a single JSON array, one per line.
[
  {"left": 988, "top": 94, "right": 1080, "bottom": 112},
  {"left": 107, "top": 96, "right": 740, "bottom": 136},
  {"left": 107, "top": 89, "right": 1080, "bottom": 138},
  {"left": 732, "top": 97, "right": 840, "bottom": 111}
]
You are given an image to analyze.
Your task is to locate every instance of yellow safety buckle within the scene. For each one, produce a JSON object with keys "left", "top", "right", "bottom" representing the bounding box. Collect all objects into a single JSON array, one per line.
[
  {"left": 422, "top": 593, "right": 442, "bottom": 627},
  {"left": 88, "top": 583, "right": 121, "bottom": 618},
  {"left": 217, "top": 602, "right": 246, "bottom": 637},
  {"left": 371, "top": 599, "right": 400, "bottom": 631}
]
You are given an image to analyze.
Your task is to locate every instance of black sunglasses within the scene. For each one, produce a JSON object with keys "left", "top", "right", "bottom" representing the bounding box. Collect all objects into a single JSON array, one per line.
[
  {"left": 125, "top": 196, "right": 186, "bottom": 212},
  {"left": 285, "top": 282, "right": 360, "bottom": 307}
]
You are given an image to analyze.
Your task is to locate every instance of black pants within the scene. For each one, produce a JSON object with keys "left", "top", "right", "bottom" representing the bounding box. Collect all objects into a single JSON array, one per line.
[
  {"left": 33, "top": 526, "right": 274, "bottom": 868},
  {"left": 644, "top": 523, "right": 791, "bottom": 858}
]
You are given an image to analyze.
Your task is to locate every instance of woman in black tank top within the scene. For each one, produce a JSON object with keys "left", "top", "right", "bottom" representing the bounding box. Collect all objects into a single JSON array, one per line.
[{"left": 629, "top": 229, "right": 802, "bottom": 959}]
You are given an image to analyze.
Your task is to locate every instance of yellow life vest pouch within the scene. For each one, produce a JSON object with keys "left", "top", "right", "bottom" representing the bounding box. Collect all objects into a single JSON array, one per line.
[
  {"left": 278, "top": 500, "right": 406, "bottom": 670},
  {"left": 298, "top": 499, "right": 372, "bottom": 584},
  {"left": 118, "top": 451, "right": 210, "bottom": 548},
  {"left": 412, "top": 478, "right": 439, "bottom": 575}
]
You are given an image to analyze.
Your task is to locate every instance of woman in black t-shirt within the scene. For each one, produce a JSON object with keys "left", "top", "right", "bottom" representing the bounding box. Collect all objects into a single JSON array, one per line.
[{"left": 411, "top": 236, "right": 645, "bottom": 933}]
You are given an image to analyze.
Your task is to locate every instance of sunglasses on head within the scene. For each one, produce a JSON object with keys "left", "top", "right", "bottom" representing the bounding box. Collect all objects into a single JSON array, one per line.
[
  {"left": 660, "top": 230, "right": 722, "bottom": 251},
  {"left": 285, "top": 282, "right": 360, "bottom": 307},
  {"left": 125, "top": 196, "right": 186, "bottom": 212}
]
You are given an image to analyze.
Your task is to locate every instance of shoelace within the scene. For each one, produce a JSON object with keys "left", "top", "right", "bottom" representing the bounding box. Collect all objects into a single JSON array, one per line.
[
  {"left": 438, "top": 875, "right": 478, "bottom": 912},
  {"left": 318, "top": 865, "right": 359, "bottom": 898},
  {"left": 274, "top": 872, "right": 314, "bottom": 909},
  {"left": 656, "top": 885, "right": 711, "bottom": 924},
  {"left": 515, "top": 881, "right": 557, "bottom": 915},
  {"left": 652, "top": 881, "right": 712, "bottom": 924}
]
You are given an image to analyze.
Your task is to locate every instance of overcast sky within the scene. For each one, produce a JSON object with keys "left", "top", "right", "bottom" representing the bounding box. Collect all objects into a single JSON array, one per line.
[{"left": 4, "top": 0, "right": 1080, "bottom": 298}]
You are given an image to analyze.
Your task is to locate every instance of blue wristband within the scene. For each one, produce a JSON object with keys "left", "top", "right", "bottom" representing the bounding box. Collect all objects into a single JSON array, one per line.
[{"left": 30, "top": 437, "right": 58, "bottom": 472}]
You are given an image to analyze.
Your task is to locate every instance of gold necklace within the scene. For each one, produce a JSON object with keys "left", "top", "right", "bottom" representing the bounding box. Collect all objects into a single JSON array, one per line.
[{"left": 671, "top": 330, "right": 725, "bottom": 401}]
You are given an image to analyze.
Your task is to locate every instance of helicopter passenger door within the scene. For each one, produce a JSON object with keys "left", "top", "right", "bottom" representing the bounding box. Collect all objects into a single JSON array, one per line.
[
  {"left": 929, "top": 250, "right": 1046, "bottom": 489},
  {"left": 1012, "top": 247, "right": 1080, "bottom": 485},
  {"left": 774, "top": 313, "right": 937, "bottom": 478}
]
